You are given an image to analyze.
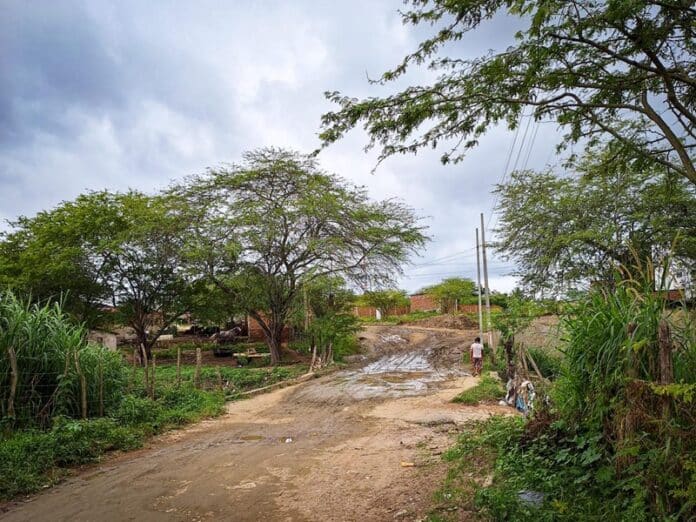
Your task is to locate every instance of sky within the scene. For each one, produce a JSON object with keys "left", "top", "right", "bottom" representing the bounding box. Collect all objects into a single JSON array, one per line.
[{"left": 0, "top": 0, "right": 565, "bottom": 294}]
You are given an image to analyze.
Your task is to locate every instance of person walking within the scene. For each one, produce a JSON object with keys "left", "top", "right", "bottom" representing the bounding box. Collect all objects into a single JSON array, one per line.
[{"left": 470, "top": 337, "right": 484, "bottom": 376}]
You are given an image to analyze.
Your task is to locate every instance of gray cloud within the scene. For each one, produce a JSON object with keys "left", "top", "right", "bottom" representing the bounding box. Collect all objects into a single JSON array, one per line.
[{"left": 0, "top": 0, "right": 563, "bottom": 293}]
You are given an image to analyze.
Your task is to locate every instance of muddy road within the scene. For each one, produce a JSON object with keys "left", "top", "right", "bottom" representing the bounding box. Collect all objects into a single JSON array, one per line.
[{"left": 2, "top": 325, "right": 510, "bottom": 522}]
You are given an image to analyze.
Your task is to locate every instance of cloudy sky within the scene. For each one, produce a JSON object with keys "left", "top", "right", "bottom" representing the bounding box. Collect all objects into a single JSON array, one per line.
[{"left": 1, "top": 0, "right": 565, "bottom": 293}]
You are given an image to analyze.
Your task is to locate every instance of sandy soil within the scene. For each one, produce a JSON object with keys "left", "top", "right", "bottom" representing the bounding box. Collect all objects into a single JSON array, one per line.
[{"left": 1, "top": 325, "right": 513, "bottom": 522}]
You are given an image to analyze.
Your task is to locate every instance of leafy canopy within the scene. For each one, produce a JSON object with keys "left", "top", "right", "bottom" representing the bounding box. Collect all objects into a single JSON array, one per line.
[
  {"left": 172, "top": 148, "right": 427, "bottom": 363},
  {"left": 320, "top": 0, "right": 696, "bottom": 185},
  {"left": 494, "top": 145, "right": 696, "bottom": 294},
  {"left": 423, "top": 277, "right": 476, "bottom": 309}
]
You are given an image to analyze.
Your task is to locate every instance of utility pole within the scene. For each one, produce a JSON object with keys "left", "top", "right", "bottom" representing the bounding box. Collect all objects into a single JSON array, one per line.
[
  {"left": 480, "top": 213, "right": 494, "bottom": 355},
  {"left": 475, "top": 228, "right": 484, "bottom": 341}
]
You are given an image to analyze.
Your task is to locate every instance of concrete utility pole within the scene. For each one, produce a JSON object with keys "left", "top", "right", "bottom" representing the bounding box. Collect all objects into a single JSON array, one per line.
[
  {"left": 480, "top": 213, "right": 493, "bottom": 351},
  {"left": 475, "top": 228, "right": 484, "bottom": 341}
]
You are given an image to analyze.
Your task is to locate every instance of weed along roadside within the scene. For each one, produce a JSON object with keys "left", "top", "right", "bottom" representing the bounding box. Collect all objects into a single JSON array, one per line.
[
  {"left": 428, "top": 275, "right": 696, "bottom": 521},
  {"left": 0, "top": 292, "right": 317, "bottom": 502}
]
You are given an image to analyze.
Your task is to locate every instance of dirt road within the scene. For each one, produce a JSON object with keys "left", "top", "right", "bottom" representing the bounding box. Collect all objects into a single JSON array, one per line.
[{"left": 1, "top": 326, "right": 510, "bottom": 522}]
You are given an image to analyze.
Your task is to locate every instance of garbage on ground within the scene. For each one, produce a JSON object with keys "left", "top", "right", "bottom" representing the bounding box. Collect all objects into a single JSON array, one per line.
[
  {"left": 284, "top": 437, "right": 293, "bottom": 443},
  {"left": 518, "top": 489, "right": 545, "bottom": 506},
  {"left": 503, "top": 378, "right": 536, "bottom": 415},
  {"left": 400, "top": 461, "right": 415, "bottom": 467}
]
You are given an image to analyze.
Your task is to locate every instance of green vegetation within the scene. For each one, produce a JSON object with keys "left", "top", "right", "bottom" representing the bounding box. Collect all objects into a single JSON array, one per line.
[
  {"left": 0, "top": 386, "right": 225, "bottom": 500},
  {"left": 357, "top": 310, "right": 439, "bottom": 325},
  {"left": 0, "top": 292, "right": 310, "bottom": 500},
  {"left": 423, "top": 277, "right": 476, "bottom": 312},
  {"left": 321, "top": 1, "right": 696, "bottom": 186},
  {"left": 434, "top": 269, "right": 696, "bottom": 520},
  {"left": 358, "top": 289, "right": 411, "bottom": 317},
  {"left": 452, "top": 374, "right": 504, "bottom": 405}
]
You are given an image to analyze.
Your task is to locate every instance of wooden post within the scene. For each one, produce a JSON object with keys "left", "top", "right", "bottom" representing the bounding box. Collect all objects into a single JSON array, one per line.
[
  {"left": 131, "top": 347, "right": 138, "bottom": 389},
  {"left": 216, "top": 367, "right": 224, "bottom": 392},
  {"left": 6, "top": 345, "right": 18, "bottom": 419},
  {"left": 194, "top": 347, "right": 202, "bottom": 389},
  {"left": 658, "top": 319, "right": 674, "bottom": 384},
  {"left": 98, "top": 357, "right": 104, "bottom": 417},
  {"left": 74, "top": 349, "right": 88, "bottom": 419},
  {"left": 142, "top": 345, "right": 149, "bottom": 393},
  {"left": 525, "top": 347, "right": 546, "bottom": 382},
  {"left": 176, "top": 345, "right": 182, "bottom": 386},
  {"left": 151, "top": 354, "right": 156, "bottom": 400}
]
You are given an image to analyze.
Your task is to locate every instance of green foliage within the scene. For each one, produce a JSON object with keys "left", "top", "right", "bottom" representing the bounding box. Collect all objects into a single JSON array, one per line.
[
  {"left": 321, "top": 1, "right": 696, "bottom": 185},
  {"left": 0, "top": 292, "right": 127, "bottom": 427},
  {"left": 452, "top": 374, "right": 504, "bottom": 405},
  {"left": 0, "top": 385, "right": 226, "bottom": 500},
  {"left": 359, "top": 289, "right": 410, "bottom": 315},
  {"left": 495, "top": 151, "right": 696, "bottom": 294},
  {"left": 423, "top": 277, "right": 476, "bottom": 312},
  {"left": 526, "top": 347, "right": 562, "bottom": 380},
  {"left": 491, "top": 291, "right": 540, "bottom": 344},
  {"left": 171, "top": 148, "right": 427, "bottom": 363}
]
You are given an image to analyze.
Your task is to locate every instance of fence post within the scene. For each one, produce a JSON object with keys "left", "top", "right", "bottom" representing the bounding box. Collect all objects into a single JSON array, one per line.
[
  {"left": 6, "top": 345, "right": 18, "bottom": 419},
  {"left": 131, "top": 347, "right": 137, "bottom": 390},
  {"left": 176, "top": 345, "right": 182, "bottom": 386},
  {"left": 142, "top": 345, "right": 149, "bottom": 393},
  {"left": 216, "top": 367, "right": 223, "bottom": 392},
  {"left": 98, "top": 356, "right": 104, "bottom": 417},
  {"left": 194, "top": 347, "right": 202, "bottom": 389},
  {"left": 151, "top": 354, "right": 156, "bottom": 400},
  {"left": 74, "top": 349, "right": 87, "bottom": 419}
]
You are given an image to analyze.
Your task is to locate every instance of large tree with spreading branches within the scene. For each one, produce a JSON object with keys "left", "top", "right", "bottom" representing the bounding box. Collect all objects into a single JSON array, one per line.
[
  {"left": 320, "top": 0, "right": 696, "bottom": 185},
  {"left": 173, "top": 148, "right": 426, "bottom": 364}
]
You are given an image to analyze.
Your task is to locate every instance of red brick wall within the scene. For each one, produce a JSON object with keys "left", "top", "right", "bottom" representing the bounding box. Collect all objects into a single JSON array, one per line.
[
  {"left": 409, "top": 294, "right": 438, "bottom": 312},
  {"left": 247, "top": 314, "right": 290, "bottom": 342}
]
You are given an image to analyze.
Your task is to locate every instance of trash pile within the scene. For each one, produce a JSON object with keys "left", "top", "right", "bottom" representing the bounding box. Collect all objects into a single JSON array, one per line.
[{"left": 500, "top": 378, "right": 536, "bottom": 415}]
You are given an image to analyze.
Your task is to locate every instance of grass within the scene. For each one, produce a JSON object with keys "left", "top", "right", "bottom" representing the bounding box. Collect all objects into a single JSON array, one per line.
[
  {"left": 0, "top": 385, "right": 225, "bottom": 500},
  {"left": 135, "top": 363, "right": 308, "bottom": 399},
  {"left": 452, "top": 374, "right": 505, "bottom": 405},
  {"left": 357, "top": 310, "right": 439, "bottom": 325},
  {"left": 0, "top": 363, "right": 309, "bottom": 500}
]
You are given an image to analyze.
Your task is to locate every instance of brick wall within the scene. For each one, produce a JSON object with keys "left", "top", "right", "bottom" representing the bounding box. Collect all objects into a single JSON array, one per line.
[
  {"left": 409, "top": 294, "right": 438, "bottom": 312},
  {"left": 247, "top": 314, "right": 290, "bottom": 342}
]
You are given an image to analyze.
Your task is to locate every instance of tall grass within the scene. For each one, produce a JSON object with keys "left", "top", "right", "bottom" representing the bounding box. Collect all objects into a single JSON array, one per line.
[{"left": 0, "top": 291, "right": 126, "bottom": 428}]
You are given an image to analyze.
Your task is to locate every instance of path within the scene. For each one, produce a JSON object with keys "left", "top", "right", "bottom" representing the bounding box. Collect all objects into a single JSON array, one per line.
[{"left": 1, "top": 326, "right": 510, "bottom": 522}]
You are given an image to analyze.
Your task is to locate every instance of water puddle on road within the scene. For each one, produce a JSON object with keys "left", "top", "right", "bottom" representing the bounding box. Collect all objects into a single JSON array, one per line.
[{"left": 337, "top": 346, "right": 453, "bottom": 400}]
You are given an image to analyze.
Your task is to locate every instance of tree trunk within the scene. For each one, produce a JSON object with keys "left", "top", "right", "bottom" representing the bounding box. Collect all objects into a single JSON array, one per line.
[{"left": 504, "top": 336, "right": 515, "bottom": 381}]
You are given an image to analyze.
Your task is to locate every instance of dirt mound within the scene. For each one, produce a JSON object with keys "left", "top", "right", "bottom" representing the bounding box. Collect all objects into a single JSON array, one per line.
[{"left": 406, "top": 314, "right": 478, "bottom": 330}]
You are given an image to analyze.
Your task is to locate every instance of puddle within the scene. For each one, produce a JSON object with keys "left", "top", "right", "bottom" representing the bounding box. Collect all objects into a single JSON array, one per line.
[{"left": 331, "top": 349, "right": 461, "bottom": 400}]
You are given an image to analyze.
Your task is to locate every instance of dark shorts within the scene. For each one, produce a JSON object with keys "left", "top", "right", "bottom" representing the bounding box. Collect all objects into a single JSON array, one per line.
[{"left": 472, "top": 357, "right": 482, "bottom": 370}]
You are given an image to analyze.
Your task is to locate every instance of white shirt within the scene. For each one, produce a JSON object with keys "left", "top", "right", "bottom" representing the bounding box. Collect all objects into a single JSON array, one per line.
[{"left": 470, "top": 342, "right": 483, "bottom": 358}]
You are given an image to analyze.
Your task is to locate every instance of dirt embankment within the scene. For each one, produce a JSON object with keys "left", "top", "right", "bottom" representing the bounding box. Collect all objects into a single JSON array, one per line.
[{"left": 1, "top": 325, "right": 513, "bottom": 522}]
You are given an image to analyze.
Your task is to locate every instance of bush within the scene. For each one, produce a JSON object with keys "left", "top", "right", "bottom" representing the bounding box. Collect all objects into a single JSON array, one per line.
[
  {"left": 0, "top": 292, "right": 127, "bottom": 427},
  {"left": 526, "top": 348, "right": 563, "bottom": 380}
]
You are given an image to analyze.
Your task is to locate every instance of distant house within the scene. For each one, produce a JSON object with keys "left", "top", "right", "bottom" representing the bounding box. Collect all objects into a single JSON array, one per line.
[{"left": 655, "top": 255, "right": 694, "bottom": 302}]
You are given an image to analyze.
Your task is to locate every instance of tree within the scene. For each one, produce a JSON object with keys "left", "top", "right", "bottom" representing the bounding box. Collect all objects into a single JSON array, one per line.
[
  {"left": 320, "top": 1, "right": 696, "bottom": 185},
  {"left": 173, "top": 148, "right": 426, "bottom": 364},
  {"left": 0, "top": 191, "right": 198, "bottom": 361},
  {"left": 491, "top": 290, "right": 540, "bottom": 379},
  {"left": 423, "top": 277, "right": 476, "bottom": 313},
  {"left": 303, "top": 275, "right": 359, "bottom": 369},
  {"left": 360, "top": 289, "right": 411, "bottom": 317},
  {"left": 494, "top": 146, "right": 696, "bottom": 294}
]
